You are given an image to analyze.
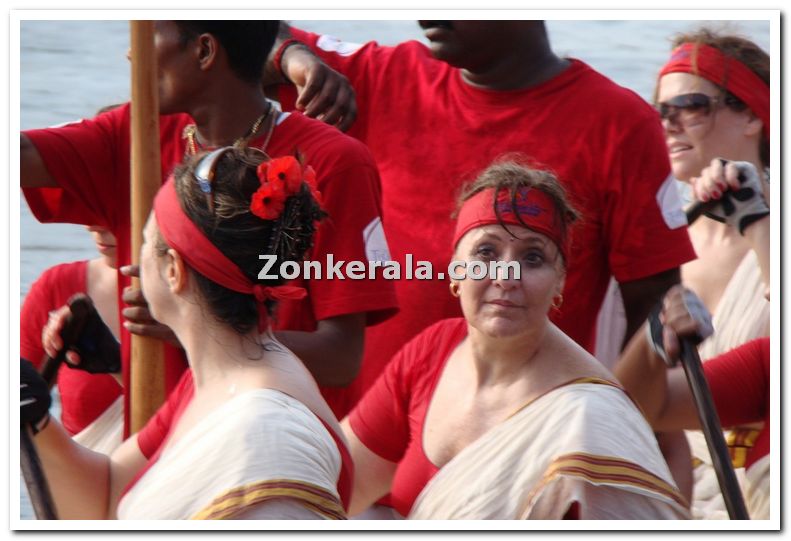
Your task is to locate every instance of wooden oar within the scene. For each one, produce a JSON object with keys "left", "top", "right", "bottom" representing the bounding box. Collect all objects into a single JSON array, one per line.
[
  {"left": 129, "top": 20, "right": 165, "bottom": 434},
  {"left": 680, "top": 200, "right": 750, "bottom": 520}
]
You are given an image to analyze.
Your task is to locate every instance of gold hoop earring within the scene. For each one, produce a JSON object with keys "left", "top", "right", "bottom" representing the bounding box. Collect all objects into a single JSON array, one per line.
[
  {"left": 449, "top": 281, "right": 460, "bottom": 298},
  {"left": 551, "top": 294, "right": 563, "bottom": 309}
]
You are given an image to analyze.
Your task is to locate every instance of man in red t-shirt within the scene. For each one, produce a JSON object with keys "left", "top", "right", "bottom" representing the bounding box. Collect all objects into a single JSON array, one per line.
[
  {"left": 268, "top": 21, "right": 696, "bottom": 412},
  {"left": 20, "top": 21, "right": 398, "bottom": 427}
]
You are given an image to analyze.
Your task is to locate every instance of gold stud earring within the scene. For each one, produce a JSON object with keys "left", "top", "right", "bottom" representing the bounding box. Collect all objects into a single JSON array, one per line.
[
  {"left": 449, "top": 281, "right": 460, "bottom": 298},
  {"left": 551, "top": 294, "right": 563, "bottom": 309}
]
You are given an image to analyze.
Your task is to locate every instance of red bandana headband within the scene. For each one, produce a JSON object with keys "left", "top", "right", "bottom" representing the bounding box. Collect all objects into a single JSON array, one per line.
[
  {"left": 452, "top": 187, "right": 567, "bottom": 261},
  {"left": 659, "top": 42, "right": 769, "bottom": 140},
  {"left": 153, "top": 176, "right": 306, "bottom": 333}
]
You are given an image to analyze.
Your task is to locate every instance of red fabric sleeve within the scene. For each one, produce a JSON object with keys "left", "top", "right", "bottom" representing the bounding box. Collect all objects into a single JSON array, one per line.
[
  {"left": 22, "top": 104, "right": 130, "bottom": 229},
  {"left": 266, "top": 113, "right": 398, "bottom": 329},
  {"left": 347, "top": 332, "right": 419, "bottom": 463},
  {"left": 19, "top": 264, "right": 75, "bottom": 369},
  {"left": 600, "top": 111, "right": 696, "bottom": 282},
  {"left": 136, "top": 369, "right": 194, "bottom": 459},
  {"left": 705, "top": 337, "right": 769, "bottom": 428}
]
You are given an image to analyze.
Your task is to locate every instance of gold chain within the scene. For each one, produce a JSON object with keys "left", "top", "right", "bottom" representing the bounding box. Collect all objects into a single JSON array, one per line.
[{"left": 182, "top": 102, "right": 275, "bottom": 156}]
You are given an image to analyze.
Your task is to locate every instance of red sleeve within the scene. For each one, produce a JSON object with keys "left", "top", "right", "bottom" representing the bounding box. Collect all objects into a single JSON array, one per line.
[
  {"left": 704, "top": 338, "right": 769, "bottom": 428},
  {"left": 310, "top": 160, "right": 397, "bottom": 325},
  {"left": 20, "top": 261, "right": 87, "bottom": 369},
  {"left": 347, "top": 331, "right": 422, "bottom": 463},
  {"left": 601, "top": 108, "right": 696, "bottom": 282},
  {"left": 136, "top": 369, "right": 194, "bottom": 459},
  {"left": 20, "top": 270, "right": 57, "bottom": 368},
  {"left": 22, "top": 104, "right": 130, "bottom": 229},
  {"left": 268, "top": 114, "right": 398, "bottom": 328},
  {"left": 346, "top": 318, "right": 464, "bottom": 463}
]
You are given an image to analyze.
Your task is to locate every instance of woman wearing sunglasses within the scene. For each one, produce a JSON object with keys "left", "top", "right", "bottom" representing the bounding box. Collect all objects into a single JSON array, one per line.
[
  {"left": 655, "top": 28, "right": 770, "bottom": 520},
  {"left": 20, "top": 148, "right": 352, "bottom": 519}
]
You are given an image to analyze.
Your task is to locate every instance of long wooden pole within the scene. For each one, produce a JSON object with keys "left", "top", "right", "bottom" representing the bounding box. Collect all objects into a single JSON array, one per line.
[{"left": 129, "top": 20, "right": 165, "bottom": 433}]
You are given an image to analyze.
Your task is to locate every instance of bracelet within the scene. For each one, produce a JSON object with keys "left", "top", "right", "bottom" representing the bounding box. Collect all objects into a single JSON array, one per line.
[
  {"left": 32, "top": 412, "right": 51, "bottom": 435},
  {"left": 273, "top": 38, "right": 303, "bottom": 81}
]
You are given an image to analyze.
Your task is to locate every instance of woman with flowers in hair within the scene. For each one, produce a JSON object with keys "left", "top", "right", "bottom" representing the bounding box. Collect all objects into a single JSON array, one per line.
[
  {"left": 339, "top": 159, "right": 689, "bottom": 520},
  {"left": 20, "top": 148, "right": 352, "bottom": 520},
  {"left": 654, "top": 28, "right": 771, "bottom": 519}
]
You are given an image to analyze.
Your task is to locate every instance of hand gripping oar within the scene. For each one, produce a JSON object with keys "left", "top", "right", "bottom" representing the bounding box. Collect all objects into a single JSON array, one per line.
[
  {"left": 21, "top": 294, "right": 92, "bottom": 520},
  {"left": 678, "top": 196, "right": 750, "bottom": 520},
  {"left": 39, "top": 294, "right": 93, "bottom": 388}
]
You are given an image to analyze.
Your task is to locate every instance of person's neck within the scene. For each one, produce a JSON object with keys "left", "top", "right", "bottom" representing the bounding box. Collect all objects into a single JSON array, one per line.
[
  {"left": 188, "top": 86, "right": 272, "bottom": 149},
  {"left": 465, "top": 321, "right": 549, "bottom": 386},
  {"left": 460, "top": 49, "right": 570, "bottom": 91},
  {"left": 171, "top": 310, "right": 271, "bottom": 394}
]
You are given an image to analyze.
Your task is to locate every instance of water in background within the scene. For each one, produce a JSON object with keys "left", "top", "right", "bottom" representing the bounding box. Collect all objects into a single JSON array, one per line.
[{"left": 17, "top": 18, "right": 769, "bottom": 519}]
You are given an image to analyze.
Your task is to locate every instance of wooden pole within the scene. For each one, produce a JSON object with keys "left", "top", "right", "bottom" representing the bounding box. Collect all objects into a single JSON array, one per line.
[{"left": 129, "top": 20, "right": 165, "bottom": 433}]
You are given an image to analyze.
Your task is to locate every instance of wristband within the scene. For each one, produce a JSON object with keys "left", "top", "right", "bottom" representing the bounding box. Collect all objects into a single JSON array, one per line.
[{"left": 273, "top": 38, "right": 302, "bottom": 81}]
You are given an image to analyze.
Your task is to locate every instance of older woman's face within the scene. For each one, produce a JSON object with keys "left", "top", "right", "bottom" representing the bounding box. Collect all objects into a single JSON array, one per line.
[
  {"left": 657, "top": 72, "right": 756, "bottom": 182},
  {"left": 453, "top": 224, "right": 564, "bottom": 338}
]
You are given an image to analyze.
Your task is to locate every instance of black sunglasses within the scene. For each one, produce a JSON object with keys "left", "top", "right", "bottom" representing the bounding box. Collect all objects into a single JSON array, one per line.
[{"left": 656, "top": 92, "right": 746, "bottom": 127}]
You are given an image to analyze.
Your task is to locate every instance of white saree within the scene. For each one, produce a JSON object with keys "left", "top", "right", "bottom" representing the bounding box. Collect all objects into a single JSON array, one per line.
[
  {"left": 72, "top": 396, "right": 123, "bottom": 455},
  {"left": 687, "top": 252, "right": 769, "bottom": 520},
  {"left": 408, "top": 379, "right": 689, "bottom": 520},
  {"left": 117, "top": 389, "right": 346, "bottom": 520}
]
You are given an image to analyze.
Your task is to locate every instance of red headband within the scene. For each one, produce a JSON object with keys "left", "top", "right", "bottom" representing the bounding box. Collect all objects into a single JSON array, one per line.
[
  {"left": 659, "top": 42, "right": 769, "bottom": 140},
  {"left": 453, "top": 187, "right": 567, "bottom": 261},
  {"left": 153, "top": 176, "right": 306, "bottom": 333}
]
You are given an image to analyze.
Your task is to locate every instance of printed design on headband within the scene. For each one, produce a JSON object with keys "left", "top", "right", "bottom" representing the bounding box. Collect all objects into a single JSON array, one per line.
[
  {"left": 496, "top": 189, "right": 547, "bottom": 218},
  {"left": 250, "top": 153, "right": 322, "bottom": 221}
]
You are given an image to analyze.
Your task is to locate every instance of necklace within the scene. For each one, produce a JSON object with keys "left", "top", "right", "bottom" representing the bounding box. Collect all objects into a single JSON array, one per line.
[{"left": 182, "top": 101, "right": 277, "bottom": 156}]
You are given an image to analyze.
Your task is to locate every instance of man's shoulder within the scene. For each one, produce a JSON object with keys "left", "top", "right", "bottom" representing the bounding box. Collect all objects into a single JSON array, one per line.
[
  {"left": 275, "top": 111, "right": 375, "bottom": 167},
  {"left": 564, "top": 59, "right": 655, "bottom": 115}
]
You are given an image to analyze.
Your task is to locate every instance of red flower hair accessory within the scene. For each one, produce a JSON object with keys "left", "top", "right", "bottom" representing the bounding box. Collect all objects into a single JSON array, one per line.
[{"left": 250, "top": 153, "right": 323, "bottom": 221}]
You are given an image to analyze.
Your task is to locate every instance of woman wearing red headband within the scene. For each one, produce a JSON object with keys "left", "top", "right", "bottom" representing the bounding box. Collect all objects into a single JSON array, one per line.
[
  {"left": 20, "top": 148, "right": 353, "bottom": 519},
  {"left": 339, "top": 159, "right": 689, "bottom": 519},
  {"left": 655, "top": 29, "right": 770, "bottom": 519}
]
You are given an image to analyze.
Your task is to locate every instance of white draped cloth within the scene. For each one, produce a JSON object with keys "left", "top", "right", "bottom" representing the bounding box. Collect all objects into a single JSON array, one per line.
[
  {"left": 686, "top": 252, "right": 770, "bottom": 520},
  {"left": 408, "top": 379, "right": 689, "bottom": 520},
  {"left": 117, "top": 389, "right": 345, "bottom": 520},
  {"left": 72, "top": 396, "right": 123, "bottom": 455}
]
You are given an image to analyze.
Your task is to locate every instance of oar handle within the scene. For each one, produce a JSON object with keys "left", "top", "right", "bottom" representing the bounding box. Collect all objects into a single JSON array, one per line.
[
  {"left": 38, "top": 294, "right": 94, "bottom": 388},
  {"left": 678, "top": 338, "right": 750, "bottom": 519},
  {"left": 20, "top": 426, "right": 57, "bottom": 519}
]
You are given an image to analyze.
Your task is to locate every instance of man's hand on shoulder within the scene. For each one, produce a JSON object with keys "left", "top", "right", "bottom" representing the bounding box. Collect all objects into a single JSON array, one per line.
[{"left": 267, "top": 25, "right": 358, "bottom": 132}]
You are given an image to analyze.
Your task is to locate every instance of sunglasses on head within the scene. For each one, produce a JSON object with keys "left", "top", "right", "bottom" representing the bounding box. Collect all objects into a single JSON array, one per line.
[{"left": 194, "top": 146, "right": 267, "bottom": 214}]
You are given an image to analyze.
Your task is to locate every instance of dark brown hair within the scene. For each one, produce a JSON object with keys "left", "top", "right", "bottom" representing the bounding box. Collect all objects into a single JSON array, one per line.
[
  {"left": 157, "top": 148, "right": 325, "bottom": 334},
  {"left": 455, "top": 156, "right": 579, "bottom": 267}
]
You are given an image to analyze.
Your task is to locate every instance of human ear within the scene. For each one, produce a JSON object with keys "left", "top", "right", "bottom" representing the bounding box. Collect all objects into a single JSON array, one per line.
[
  {"left": 166, "top": 249, "right": 188, "bottom": 294},
  {"left": 196, "top": 33, "right": 218, "bottom": 71},
  {"left": 744, "top": 112, "right": 764, "bottom": 138}
]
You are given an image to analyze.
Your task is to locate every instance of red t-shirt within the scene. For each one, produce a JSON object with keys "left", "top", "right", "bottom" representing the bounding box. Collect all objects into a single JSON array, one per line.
[
  {"left": 131, "top": 369, "right": 353, "bottom": 512},
  {"left": 348, "top": 318, "right": 468, "bottom": 517},
  {"left": 280, "top": 30, "right": 697, "bottom": 412},
  {"left": 22, "top": 104, "right": 398, "bottom": 421},
  {"left": 705, "top": 337, "right": 770, "bottom": 469},
  {"left": 20, "top": 260, "right": 122, "bottom": 435}
]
